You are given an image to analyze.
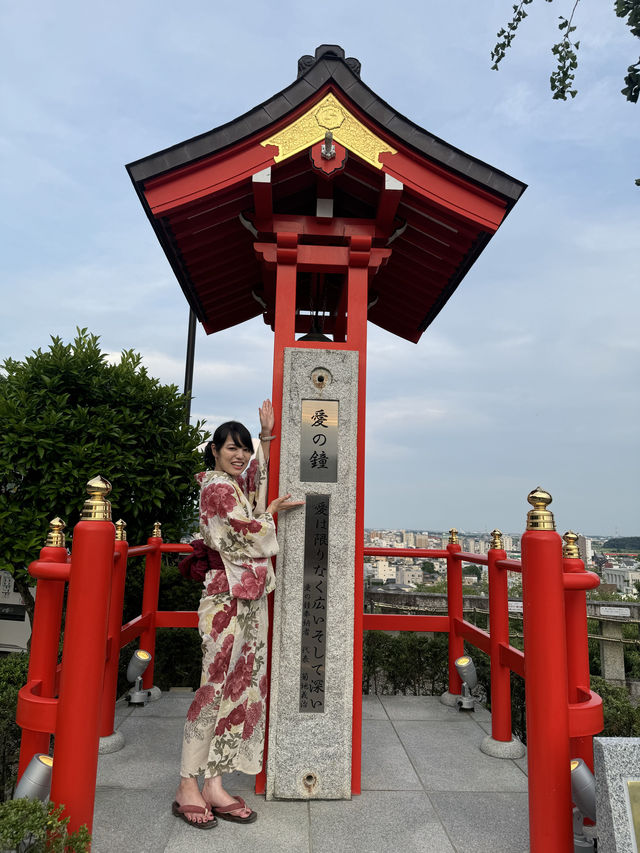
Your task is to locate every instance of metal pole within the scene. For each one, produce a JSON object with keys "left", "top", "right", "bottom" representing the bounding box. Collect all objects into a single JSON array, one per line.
[{"left": 184, "top": 307, "right": 197, "bottom": 423}]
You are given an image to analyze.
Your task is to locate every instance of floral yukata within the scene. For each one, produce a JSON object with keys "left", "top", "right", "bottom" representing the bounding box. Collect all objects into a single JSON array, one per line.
[{"left": 180, "top": 446, "right": 277, "bottom": 779}]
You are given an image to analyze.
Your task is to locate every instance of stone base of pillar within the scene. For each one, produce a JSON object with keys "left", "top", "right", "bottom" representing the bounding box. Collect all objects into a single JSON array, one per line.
[
  {"left": 480, "top": 734, "right": 525, "bottom": 759},
  {"left": 439, "top": 691, "right": 459, "bottom": 707},
  {"left": 98, "top": 730, "right": 125, "bottom": 754}
]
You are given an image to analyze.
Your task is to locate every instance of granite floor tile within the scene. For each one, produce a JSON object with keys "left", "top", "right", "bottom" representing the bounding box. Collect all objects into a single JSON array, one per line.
[
  {"left": 380, "top": 694, "right": 490, "bottom": 722},
  {"left": 430, "top": 791, "right": 530, "bottom": 853},
  {"left": 362, "top": 720, "right": 422, "bottom": 790},
  {"left": 310, "top": 790, "right": 455, "bottom": 853},
  {"left": 362, "top": 694, "right": 388, "bottom": 720},
  {"left": 395, "top": 720, "right": 528, "bottom": 792},
  {"left": 91, "top": 786, "right": 175, "bottom": 853},
  {"left": 164, "top": 798, "right": 309, "bottom": 853}
]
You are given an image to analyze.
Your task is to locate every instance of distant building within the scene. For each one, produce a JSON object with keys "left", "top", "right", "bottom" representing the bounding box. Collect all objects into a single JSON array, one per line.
[
  {"left": 372, "top": 557, "right": 395, "bottom": 582},
  {"left": 396, "top": 567, "right": 423, "bottom": 586},
  {"left": 601, "top": 565, "right": 640, "bottom": 596},
  {"left": 578, "top": 535, "right": 593, "bottom": 565}
]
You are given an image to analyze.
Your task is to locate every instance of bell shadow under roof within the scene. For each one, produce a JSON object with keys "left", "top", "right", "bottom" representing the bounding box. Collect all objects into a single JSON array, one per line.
[{"left": 127, "top": 45, "right": 526, "bottom": 344}]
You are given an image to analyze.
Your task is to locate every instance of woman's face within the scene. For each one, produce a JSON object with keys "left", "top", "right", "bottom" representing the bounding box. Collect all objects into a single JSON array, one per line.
[{"left": 213, "top": 435, "right": 252, "bottom": 478}]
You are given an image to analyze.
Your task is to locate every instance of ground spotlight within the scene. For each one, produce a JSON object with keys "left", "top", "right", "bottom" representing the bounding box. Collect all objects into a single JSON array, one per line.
[
  {"left": 571, "top": 758, "right": 596, "bottom": 851},
  {"left": 126, "top": 649, "right": 152, "bottom": 706},
  {"left": 454, "top": 655, "right": 477, "bottom": 712},
  {"left": 14, "top": 754, "right": 53, "bottom": 801}
]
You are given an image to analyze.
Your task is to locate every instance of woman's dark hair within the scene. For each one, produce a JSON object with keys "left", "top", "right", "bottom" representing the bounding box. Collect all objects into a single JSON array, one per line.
[{"left": 204, "top": 420, "right": 253, "bottom": 469}]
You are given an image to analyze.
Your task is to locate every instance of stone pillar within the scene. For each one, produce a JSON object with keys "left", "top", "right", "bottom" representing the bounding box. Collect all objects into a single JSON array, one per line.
[
  {"left": 266, "top": 347, "right": 358, "bottom": 800},
  {"left": 600, "top": 620, "right": 626, "bottom": 686}
]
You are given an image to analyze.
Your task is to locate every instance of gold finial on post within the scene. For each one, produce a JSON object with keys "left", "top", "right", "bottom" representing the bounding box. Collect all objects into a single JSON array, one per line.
[
  {"left": 526, "top": 487, "right": 555, "bottom": 531},
  {"left": 490, "top": 529, "right": 503, "bottom": 550},
  {"left": 45, "top": 517, "right": 66, "bottom": 548},
  {"left": 448, "top": 528, "right": 458, "bottom": 545},
  {"left": 81, "top": 476, "right": 112, "bottom": 521},
  {"left": 115, "top": 519, "right": 127, "bottom": 542},
  {"left": 152, "top": 521, "right": 162, "bottom": 539},
  {"left": 563, "top": 531, "right": 579, "bottom": 558}
]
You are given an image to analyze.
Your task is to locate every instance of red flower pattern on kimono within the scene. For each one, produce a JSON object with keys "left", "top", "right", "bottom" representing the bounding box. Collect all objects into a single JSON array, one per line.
[
  {"left": 242, "top": 700, "right": 263, "bottom": 740},
  {"left": 223, "top": 652, "right": 255, "bottom": 702},
  {"left": 229, "top": 516, "right": 262, "bottom": 536},
  {"left": 210, "top": 599, "right": 237, "bottom": 640},
  {"left": 208, "top": 634, "right": 234, "bottom": 684},
  {"left": 186, "top": 684, "right": 216, "bottom": 722},
  {"left": 200, "top": 481, "right": 236, "bottom": 522},
  {"left": 259, "top": 675, "right": 268, "bottom": 698},
  {"left": 206, "top": 570, "right": 229, "bottom": 596},
  {"left": 231, "top": 563, "right": 267, "bottom": 600}
]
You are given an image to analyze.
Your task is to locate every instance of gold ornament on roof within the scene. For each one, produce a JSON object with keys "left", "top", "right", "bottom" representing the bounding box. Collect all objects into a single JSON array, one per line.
[
  {"left": 115, "top": 519, "right": 127, "bottom": 542},
  {"left": 81, "top": 476, "right": 112, "bottom": 521},
  {"left": 490, "top": 529, "right": 503, "bottom": 550},
  {"left": 45, "top": 517, "right": 66, "bottom": 548},
  {"left": 563, "top": 531, "right": 579, "bottom": 558},
  {"left": 261, "top": 92, "right": 397, "bottom": 169},
  {"left": 526, "top": 487, "right": 555, "bottom": 531},
  {"left": 448, "top": 528, "right": 459, "bottom": 545}
]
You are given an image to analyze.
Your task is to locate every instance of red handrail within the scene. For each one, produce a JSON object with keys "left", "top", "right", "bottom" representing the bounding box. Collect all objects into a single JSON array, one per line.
[{"left": 362, "top": 532, "right": 603, "bottom": 853}]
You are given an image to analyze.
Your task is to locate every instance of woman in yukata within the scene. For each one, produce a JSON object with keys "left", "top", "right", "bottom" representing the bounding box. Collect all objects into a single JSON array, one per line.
[{"left": 172, "top": 399, "right": 303, "bottom": 829}]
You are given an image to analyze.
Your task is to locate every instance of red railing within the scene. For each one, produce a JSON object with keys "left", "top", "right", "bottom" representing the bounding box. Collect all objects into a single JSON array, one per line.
[
  {"left": 17, "top": 511, "right": 603, "bottom": 851},
  {"left": 362, "top": 530, "right": 603, "bottom": 852},
  {"left": 16, "top": 519, "right": 196, "bottom": 835}
]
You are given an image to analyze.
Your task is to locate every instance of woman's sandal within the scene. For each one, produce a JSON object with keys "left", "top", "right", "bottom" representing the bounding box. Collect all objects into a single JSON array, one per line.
[
  {"left": 210, "top": 796, "right": 257, "bottom": 824},
  {"left": 171, "top": 801, "right": 217, "bottom": 829}
]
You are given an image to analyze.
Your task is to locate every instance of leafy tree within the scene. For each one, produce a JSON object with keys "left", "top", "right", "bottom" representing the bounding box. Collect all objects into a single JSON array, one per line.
[
  {"left": 0, "top": 330, "right": 208, "bottom": 632},
  {"left": 492, "top": 0, "right": 639, "bottom": 102},
  {"left": 590, "top": 676, "right": 640, "bottom": 736},
  {"left": 0, "top": 799, "right": 90, "bottom": 851},
  {"left": 0, "top": 653, "right": 29, "bottom": 801},
  {"left": 421, "top": 560, "right": 436, "bottom": 574},
  {"left": 602, "top": 536, "right": 640, "bottom": 552},
  {"left": 491, "top": 1, "right": 639, "bottom": 182}
]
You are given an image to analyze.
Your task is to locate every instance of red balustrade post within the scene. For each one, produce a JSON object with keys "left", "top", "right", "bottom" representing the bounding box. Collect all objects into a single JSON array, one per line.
[
  {"left": 100, "top": 521, "right": 129, "bottom": 738},
  {"left": 17, "top": 519, "right": 68, "bottom": 778},
  {"left": 444, "top": 530, "right": 463, "bottom": 700},
  {"left": 521, "top": 489, "right": 573, "bottom": 853},
  {"left": 562, "top": 531, "right": 597, "bottom": 771},
  {"left": 140, "top": 524, "right": 163, "bottom": 691},
  {"left": 487, "top": 531, "right": 512, "bottom": 743},
  {"left": 50, "top": 478, "right": 115, "bottom": 835}
]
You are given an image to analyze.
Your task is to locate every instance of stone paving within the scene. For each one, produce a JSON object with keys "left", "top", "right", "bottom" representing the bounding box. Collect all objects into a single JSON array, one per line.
[{"left": 92, "top": 692, "right": 530, "bottom": 853}]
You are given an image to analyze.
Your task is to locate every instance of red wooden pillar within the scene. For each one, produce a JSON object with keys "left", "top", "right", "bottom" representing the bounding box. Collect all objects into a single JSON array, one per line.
[
  {"left": 51, "top": 507, "right": 115, "bottom": 834},
  {"left": 100, "top": 526, "right": 129, "bottom": 738},
  {"left": 17, "top": 533, "right": 68, "bottom": 778},
  {"left": 487, "top": 534, "right": 513, "bottom": 743},
  {"left": 562, "top": 532, "right": 597, "bottom": 771},
  {"left": 446, "top": 535, "right": 464, "bottom": 696},
  {"left": 521, "top": 491, "right": 573, "bottom": 853},
  {"left": 256, "top": 233, "right": 298, "bottom": 796},
  {"left": 347, "top": 236, "right": 370, "bottom": 795}
]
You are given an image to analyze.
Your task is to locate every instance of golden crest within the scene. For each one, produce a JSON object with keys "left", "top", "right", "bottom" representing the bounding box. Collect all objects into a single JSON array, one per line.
[{"left": 261, "top": 92, "right": 396, "bottom": 169}]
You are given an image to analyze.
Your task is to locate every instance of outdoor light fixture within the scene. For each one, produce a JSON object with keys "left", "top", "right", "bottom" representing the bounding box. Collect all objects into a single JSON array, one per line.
[
  {"left": 570, "top": 758, "right": 596, "bottom": 851},
  {"left": 14, "top": 754, "right": 53, "bottom": 801},
  {"left": 126, "top": 649, "right": 152, "bottom": 706},
  {"left": 454, "top": 655, "right": 477, "bottom": 711}
]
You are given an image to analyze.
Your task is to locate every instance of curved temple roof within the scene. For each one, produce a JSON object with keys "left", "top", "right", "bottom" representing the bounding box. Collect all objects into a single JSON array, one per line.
[{"left": 127, "top": 45, "right": 526, "bottom": 343}]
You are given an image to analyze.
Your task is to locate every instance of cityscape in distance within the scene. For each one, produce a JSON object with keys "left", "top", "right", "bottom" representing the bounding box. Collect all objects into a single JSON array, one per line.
[{"left": 364, "top": 529, "right": 640, "bottom": 598}]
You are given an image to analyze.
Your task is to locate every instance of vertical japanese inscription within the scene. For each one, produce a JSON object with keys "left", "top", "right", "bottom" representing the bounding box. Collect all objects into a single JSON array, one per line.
[
  {"left": 300, "top": 494, "right": 329, "bottom": 713},
  {"left": 300, "top": 400, "right": 338, "bottom": 482}
]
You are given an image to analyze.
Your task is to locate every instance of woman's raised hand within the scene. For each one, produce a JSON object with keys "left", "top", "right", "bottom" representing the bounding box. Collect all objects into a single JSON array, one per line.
[
  {"left": 259, "top": 399, "right": 275, "bottom": 437},
  {"left": 267, "top": 494, "right": 305, "bottom": 515}
]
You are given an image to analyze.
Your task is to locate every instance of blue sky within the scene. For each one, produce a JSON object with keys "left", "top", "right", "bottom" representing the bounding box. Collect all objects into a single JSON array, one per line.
[{"left": 1, "top": 1, "right": 638, "bottom": 535}]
